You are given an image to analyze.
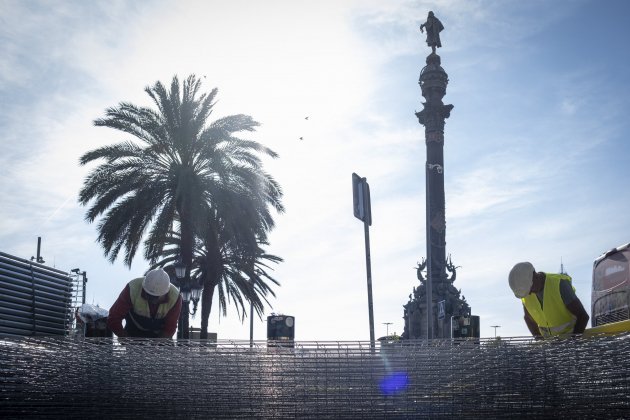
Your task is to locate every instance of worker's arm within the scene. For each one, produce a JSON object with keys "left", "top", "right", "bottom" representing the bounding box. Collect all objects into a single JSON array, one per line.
[
  {"left": 107, "top": 285, "right": 132, "bottom": 338},
  {"left": 566, "top": 298, "right": 589, "bottom": 334},
  {"left": 523, "top": 306, "right": 542, "bottom": 338},
  {"left": 559, "top": 279, "right": 589, "bottom": 334},
  {"left": 159, "top": 295, "right": 183, "bottom": 338}
]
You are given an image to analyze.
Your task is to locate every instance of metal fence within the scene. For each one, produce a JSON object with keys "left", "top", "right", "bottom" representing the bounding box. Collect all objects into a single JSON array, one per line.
[{"left": 1, "top": 335, "right": 629, "bottom": 419}]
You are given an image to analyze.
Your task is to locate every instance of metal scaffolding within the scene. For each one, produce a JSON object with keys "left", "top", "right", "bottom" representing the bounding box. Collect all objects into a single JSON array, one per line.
[
  {"left": 1, "top": 335, "right": 629, "bottom": 418},
  {"left": 0, "top": 252, "right": 73, "bottom": 337}
]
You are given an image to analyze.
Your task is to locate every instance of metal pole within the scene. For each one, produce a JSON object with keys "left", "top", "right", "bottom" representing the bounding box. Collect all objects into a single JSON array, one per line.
[
  {"left": 364, "top": 216, "right": 375, "bottom": 350},
  {"left": 81, "top": 272, "right": 87, "bottom": 305},
  {"left": 182, "top": 302, "right": 189, "bottom": 339},
  {"left": 425, "top": 164, "right": 433, "bottom": 340},
  {"left": 249, "top": 293, "right": 254, "bottom": 348},
  {"left": 36, "top": 237, "right": 42, "bottom": 263},
  {"left": 383, "top": 322, "right": 392, "bottom": 337},
  {"left": 182, "top": 263, "right": 190, "bottom": 339},
  {"left": 178, "top": 302, "right": 190, "bottom": 339}
]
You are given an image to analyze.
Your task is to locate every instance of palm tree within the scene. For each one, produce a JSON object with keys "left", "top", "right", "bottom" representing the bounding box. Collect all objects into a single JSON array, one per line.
[
  {"left": 193, "top": 204, "right": 283, "bottom": 338},
  {"left": 153, "top": 205, "right": 283, "bottom": 339},
  {"left": 79, "top": 75, "right": 284, "bottom": 335}
]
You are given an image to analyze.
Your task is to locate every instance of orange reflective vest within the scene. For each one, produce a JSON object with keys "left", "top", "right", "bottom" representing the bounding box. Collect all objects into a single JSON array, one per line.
[{"left": 522, "top": 273, "right": 576, "bottom": 337}]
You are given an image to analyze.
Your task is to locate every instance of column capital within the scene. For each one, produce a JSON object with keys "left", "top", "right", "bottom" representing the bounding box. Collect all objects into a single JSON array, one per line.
[{"left": 415, "top": 103, "right": 454, "bottom": 131}]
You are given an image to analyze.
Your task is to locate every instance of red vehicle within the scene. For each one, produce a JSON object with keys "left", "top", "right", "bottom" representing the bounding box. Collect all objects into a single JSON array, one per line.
[{"left": 591, "top": 243, "right": 630, "bottom": 327}]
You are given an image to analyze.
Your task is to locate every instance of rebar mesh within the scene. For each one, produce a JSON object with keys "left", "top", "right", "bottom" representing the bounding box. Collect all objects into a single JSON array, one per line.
[{"left": 2, "top": 334, "right": 629, "bottom": 419}]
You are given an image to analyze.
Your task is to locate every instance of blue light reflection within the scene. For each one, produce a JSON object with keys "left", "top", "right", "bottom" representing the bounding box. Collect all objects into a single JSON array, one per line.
[{"left": 379, "top": 372, "right": 409, "bottom": 395}]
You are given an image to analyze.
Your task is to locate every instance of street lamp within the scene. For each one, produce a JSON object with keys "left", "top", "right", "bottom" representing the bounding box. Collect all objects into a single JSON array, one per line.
[
  {"left": 181, "top": 288, "right": 192, "bottom": 302},
  {"left": 190, "top": 285, "right": 203, "bottom": 302},
  {"left": 174, "top": 256, "right": 186, "bottom": 280},
  {"left": 173, "top": 255, "right": 190, "bottom": 339},
  {"left": 383, "top": 322, "right": 393, "bottom": 337},
  {"left": 189, "top": 278, "right": 203, "bottom": 317},
  {"left": 173, "top": 255, "right": 203, "bottom": 315},
  {"left": 491, "top": 325, "right": 501, "bottom": 338}
]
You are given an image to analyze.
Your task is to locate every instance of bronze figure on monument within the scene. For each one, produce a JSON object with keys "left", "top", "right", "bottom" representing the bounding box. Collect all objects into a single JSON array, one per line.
[{"left": 419, "top": 11, "right": 444, "bottom": 54}]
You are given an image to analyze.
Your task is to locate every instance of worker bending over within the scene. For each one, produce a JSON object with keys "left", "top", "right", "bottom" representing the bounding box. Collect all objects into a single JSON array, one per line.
[
  {"left": 108, "top": 269, "right": 182, "bottom": 338},
  {"left": 509, "top": 262, "right": 589, "bottom": 338}
]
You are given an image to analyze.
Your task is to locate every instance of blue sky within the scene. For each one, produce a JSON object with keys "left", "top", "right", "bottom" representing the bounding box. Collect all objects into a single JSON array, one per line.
[{"left": 2, "top": 0, "right": 630, "bottom": 340}]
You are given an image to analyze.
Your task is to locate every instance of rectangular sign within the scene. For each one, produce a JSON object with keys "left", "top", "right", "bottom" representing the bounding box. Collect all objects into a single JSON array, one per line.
[
  {"left": 438, "top": 300, "right": 446, "bottom": 319},
  {"left": 352, "top": 173, "right": 372, "bottom": 226}
]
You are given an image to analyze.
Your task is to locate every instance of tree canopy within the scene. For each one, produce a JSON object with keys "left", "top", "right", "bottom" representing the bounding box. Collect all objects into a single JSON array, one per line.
[{"left": 79, "top": 75, "right": 284, "bottom": 336}]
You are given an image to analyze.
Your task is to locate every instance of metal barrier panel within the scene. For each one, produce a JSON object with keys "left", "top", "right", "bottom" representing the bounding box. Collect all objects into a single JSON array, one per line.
[
  {"left": 1, "top": 335, "right": 629, "bottom": 418},
  {"left": 0, "top": 252, "right": 73, "bottom": 336}
]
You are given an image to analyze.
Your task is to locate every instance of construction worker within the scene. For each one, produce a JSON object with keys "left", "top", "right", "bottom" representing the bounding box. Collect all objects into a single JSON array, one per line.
[
  {"left": 107, "top": 268, "right": 182, "bottom": 338},
  {"left": 509, "top": 262, "right": 589, "bottom": 338}
]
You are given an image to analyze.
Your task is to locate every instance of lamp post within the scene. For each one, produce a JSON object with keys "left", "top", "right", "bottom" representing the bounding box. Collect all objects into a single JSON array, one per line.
[
  {"left": 174, "top": 256, "right": 190, "bottom": 339},
  {"left": 491, "top": 325, "right": 501, "bottom": 338},
  {"left": 190, "top": 285, "right": 203, "bottom": 316},
  {"left": 383, "top": 322, "right": 393, "bottom": 338},
  {"left": 173, "top": 255, "right": 203, "bottom": 339},
  {"left": 174, "top": 258, "right": 186, "bottom": 281}
]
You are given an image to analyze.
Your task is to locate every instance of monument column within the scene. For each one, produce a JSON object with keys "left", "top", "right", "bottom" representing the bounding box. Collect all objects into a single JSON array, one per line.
[
  {"left": 416, "top": 12, "right": 454, "bottom": 338},
  {"left": 402, "top": 11, "right": 469, "bottom": 341}
]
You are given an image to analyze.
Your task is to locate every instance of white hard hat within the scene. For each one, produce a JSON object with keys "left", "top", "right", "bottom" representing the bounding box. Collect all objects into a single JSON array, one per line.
[
  {"left": 509, "top": 262, "right": 535, "bottom": 298},
  {"left": 142, "top": 269, "right": 171, "bottom": 297}
]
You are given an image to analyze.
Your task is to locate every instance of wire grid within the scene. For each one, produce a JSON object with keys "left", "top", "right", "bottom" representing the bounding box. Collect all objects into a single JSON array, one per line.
[{"left": 1, "top": 335, "right": 629, "bottom": 419}]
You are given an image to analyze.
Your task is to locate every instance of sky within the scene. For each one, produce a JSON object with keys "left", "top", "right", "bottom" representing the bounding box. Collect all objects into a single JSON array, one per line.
[{"left": 2, "top": 0, "right": 630, "bottom": 341}]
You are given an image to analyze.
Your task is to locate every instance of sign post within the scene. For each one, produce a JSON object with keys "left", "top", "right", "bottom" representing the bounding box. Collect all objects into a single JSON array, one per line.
[{"left": 352, "top": 173, "right": 375, "bottom": 350}]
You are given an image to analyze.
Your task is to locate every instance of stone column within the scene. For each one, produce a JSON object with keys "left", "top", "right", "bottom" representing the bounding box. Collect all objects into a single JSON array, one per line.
[{"left": 416, "top": 52, "right": 453, "bottom": 338}]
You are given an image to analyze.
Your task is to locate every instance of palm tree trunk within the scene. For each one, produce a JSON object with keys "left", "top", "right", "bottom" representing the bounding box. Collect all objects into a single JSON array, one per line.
[
  {"left": 200, "top": 284, "right": 216, "bottom": 339},
  {"left": 178, "top": 301, "right": 189, "bottom": 339},
  {"left": 178, "top": 204, "right": 194, "bottom": 339},
  {"left": 200, "top": 236, "right": 222, "bottom": 340}
]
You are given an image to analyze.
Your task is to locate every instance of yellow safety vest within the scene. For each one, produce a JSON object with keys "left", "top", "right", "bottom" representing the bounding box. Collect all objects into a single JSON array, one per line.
[
  {"left": 126, "top": 277, "right": 179, "bottom": 335},
  {"left": 522, "top": 273, "right": 576, "bottom": 337}
]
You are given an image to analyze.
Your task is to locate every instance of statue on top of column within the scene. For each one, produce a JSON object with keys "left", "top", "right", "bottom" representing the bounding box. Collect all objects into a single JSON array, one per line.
[{"left": 419, "top": 11, "right": 444, "bottom": 54}]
